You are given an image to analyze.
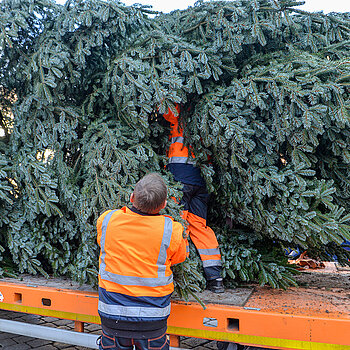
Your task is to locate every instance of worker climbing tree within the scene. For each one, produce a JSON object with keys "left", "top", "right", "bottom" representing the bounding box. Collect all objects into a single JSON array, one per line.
[{"left": 1, "top": 0, "right": 350, "bottom": 295}]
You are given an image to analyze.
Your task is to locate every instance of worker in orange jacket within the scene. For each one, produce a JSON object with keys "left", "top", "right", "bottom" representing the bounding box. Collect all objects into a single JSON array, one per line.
[
  {"left": 97, "top": 173, "right": 187, "bottom": 350},
  {"left": 162, "top": 104, "right": 224, "bottom": 293}
]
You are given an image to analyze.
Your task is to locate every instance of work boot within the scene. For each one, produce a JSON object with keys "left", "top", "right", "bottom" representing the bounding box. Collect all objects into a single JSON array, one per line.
[{"left": 207, "top": 278, "right": 225, "bottom": 293}]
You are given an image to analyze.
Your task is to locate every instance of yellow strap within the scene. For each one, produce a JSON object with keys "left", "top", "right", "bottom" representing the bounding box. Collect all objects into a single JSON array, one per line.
[
  {"left": 0, "top": 303, "right": 100, "bottom": 324},
  {"left": 167, "top": 326, "right": 350, "bottom": 350}
]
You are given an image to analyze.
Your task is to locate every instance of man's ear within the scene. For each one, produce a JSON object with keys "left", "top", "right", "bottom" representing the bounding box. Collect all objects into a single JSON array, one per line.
[
  {"left": 130, "top": 193, "right": 135, "bottom": 203},
  {"left": 161, "top": 200, "right": 167, "bottom": 210}
]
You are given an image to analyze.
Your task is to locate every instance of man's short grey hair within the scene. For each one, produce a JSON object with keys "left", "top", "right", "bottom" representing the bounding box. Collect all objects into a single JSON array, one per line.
[{"left": 133, "top": 173, "right": 167, "bottom": 213}]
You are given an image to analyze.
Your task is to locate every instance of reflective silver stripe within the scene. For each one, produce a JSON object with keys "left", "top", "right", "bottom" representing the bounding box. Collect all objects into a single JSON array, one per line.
[
  {"left": 171, "top": 136, "right": 184, "bottom": 144},
  {"left": 98, "top": 301, "right": 171, "bottom": 318},
  {"left": 202, "top": 259, "right": 222, "bottom": 268},
  {"left": 198, "top": 248, "right": 221, "bottom": 256},
  {"left": 157, "top": 217, "right": 173, "bottom": 278},
  {"left": 100, "top": 269, "right": 173, "bottom": 287},
  {"left": 99, "top": 210, "right": 118, "bottom": 283},
  {"left": 186, "top": 245, "right": 190, "bottom": 253},
  {"left": 99, "top": 210, "right": 173, "bottom": 287},
  {"left": 168, "top": 156, "right": 196, "bottom": 164}
]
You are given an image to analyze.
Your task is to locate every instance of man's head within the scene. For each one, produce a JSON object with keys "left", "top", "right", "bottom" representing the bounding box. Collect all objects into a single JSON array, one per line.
[{"left": 130, "top": 173, "right": 167, "bottom": 214}]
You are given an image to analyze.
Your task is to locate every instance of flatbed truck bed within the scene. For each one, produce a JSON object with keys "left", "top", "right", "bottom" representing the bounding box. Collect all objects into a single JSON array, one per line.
[{"left": 0, "top": 263, "right": 349, "bottom": 350}]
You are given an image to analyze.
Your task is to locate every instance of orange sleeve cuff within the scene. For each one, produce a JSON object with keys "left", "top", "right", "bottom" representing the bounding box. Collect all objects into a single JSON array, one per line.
[{"left": 162, "top": 104, "right": 180, "bottom": 124}]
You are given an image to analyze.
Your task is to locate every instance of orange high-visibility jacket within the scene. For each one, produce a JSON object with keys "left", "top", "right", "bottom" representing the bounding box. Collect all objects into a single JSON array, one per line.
[
  {"left": 163, "top": 104, "right": 195, "bottom": 165},
  {"left": 97, "top": 206, "right": 186, "bottom": 322}
]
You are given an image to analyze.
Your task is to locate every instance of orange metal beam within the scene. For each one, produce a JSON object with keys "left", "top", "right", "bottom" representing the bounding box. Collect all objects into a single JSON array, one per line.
[
  {"left": 168, "top": 300, "right": 350, "bottom": 349},
  {"left": 0, "top": 281, "right": 100, "bottom": 324},
  {"left": 0, "top": 281, "right": 349, "bottom": 350},
  {"left": 75, "top": 321, "right": 85, "bottom": 332}
]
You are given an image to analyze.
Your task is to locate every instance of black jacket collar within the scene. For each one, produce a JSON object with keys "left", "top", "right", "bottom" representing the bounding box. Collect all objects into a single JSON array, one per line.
[{"left": 130, "top": 206, "right": 160, "bottom": 216}]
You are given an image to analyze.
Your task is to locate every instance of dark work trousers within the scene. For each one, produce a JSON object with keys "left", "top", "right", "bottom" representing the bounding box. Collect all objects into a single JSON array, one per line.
[
  {"left": 180, "top": 184, "right": 222, "bottom": 280},
  {"left": 99, "top": 331, "right": 169, "bottom": 350}
]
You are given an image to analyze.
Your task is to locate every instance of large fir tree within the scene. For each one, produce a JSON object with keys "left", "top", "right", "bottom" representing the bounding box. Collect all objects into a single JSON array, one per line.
[{"left": 1, "top": 0, "right": 349, "bottom": 293}]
